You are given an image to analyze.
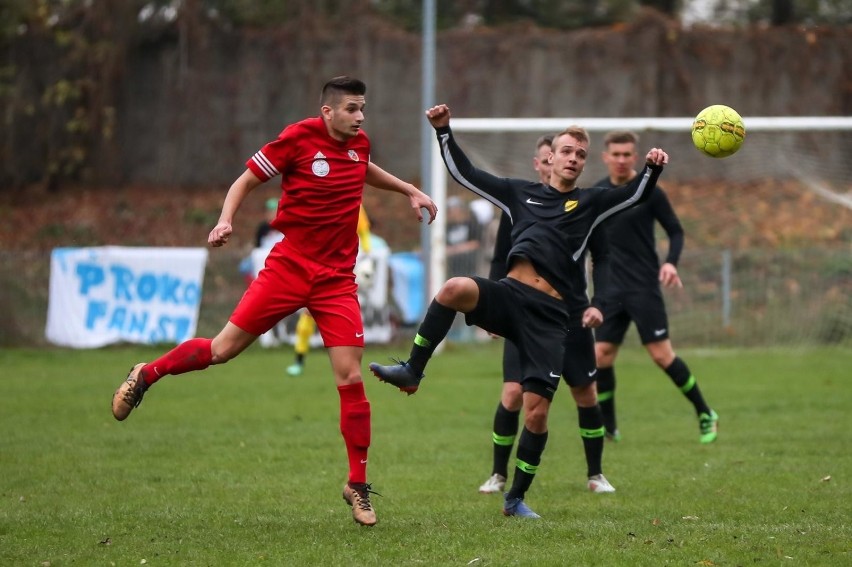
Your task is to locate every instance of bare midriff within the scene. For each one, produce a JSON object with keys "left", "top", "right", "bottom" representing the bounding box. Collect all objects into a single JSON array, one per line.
[{"left": 507, "top": 257, "right": 562, "bottom": 300}]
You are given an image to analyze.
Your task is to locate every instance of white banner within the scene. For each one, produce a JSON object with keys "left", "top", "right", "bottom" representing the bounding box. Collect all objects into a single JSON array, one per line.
[{"left": 46, "top": 247, "right": 208, "bottom": 348}]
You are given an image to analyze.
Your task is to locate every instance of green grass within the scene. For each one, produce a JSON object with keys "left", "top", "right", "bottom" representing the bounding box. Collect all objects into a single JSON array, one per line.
[{"left": 1, "top": 343, "right": 850, "bottom": 566}]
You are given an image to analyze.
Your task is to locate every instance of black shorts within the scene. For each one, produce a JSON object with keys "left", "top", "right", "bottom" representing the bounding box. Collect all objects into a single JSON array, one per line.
[
  {"left": 502, "top": 339, "right": 522, "bottom": 383},
  {"left": 596, "top": 287, "right": 670, "bottom": 345},
  {"left": 467, "top": 277, "right": 568, "bottom": 401},
  {"left": 561, "top": 320, "right": 597, "bottom": 388},
  {"left": 503, "top": 320, "right": 596, "bottom": 389}
]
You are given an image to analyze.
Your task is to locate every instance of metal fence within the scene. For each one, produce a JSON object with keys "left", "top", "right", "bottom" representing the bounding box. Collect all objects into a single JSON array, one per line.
[{"left": 1, "top": 247, "right": 849, "bottom": 348}]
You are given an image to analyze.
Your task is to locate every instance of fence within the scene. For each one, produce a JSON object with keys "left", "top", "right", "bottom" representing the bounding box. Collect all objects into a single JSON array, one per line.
[{"left": 1, "top": 247, "right": 848, "bottom": 348}]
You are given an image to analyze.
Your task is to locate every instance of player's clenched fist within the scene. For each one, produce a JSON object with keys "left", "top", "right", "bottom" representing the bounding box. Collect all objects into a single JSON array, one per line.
[
  {"left": 208, "top": 222, "right": 233, "bottom": 247},
  {"left": 425, "top": 104, "right": 451, "bottom": 129},
  {"left": 645, "top": 148, "right": 669, "bottom": 166}
]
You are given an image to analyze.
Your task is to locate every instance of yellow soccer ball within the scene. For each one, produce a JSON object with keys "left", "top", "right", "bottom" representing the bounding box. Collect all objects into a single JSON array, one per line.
[{"left": 691, "top": 105, "right": 746, "bottom": 158}]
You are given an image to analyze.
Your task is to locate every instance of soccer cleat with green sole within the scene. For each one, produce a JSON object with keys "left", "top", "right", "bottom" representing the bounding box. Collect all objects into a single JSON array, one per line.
[
  {"left": 605, "top": 428, "right": 622, "bottom": 442},
  {"left": 698, "top": 410, "right": 719, "bottom": 443}
]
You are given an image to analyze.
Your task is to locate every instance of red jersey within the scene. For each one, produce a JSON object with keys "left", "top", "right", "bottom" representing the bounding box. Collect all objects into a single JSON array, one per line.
[{"left": 246, "top": 116, "right": 370, "bottom": 269}]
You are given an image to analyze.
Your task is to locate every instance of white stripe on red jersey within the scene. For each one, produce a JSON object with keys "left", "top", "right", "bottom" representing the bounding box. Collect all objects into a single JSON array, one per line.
[{"left": 252, "top": 151, "right": 279, "bottom": 179}]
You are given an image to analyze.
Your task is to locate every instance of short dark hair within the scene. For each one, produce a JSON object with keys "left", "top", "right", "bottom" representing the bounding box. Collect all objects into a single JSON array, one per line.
[
  {"left": 535, "top": 134, "right": 554, "bottom": 152},
  {"left": 603, "top": 130, "right": 639, "bottom": 147},
  {"left": 321, "top": 76, "right": 367, "bottom": 106},
  {"left": 553, "top": 125, "right": 590, "bottom": 147}
]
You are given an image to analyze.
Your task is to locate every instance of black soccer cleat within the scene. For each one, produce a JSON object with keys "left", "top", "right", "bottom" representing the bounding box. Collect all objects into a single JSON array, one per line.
[{"left": 368, "top": 359, "right": 423, "bottom": 395}]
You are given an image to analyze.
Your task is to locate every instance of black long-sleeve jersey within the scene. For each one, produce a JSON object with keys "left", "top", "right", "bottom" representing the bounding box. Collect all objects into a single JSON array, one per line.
[
  {"left": 437, "top": 125, "right": 662, "bottom": 315},
  {"left": 593, "top": 176, "right": 684, "bottom": 293},
  {"left": 489, "top": 210, "right": 611, "bottom": 314},
  {"left": 487, "top": 213, "right": 514, "bottom": 281}
]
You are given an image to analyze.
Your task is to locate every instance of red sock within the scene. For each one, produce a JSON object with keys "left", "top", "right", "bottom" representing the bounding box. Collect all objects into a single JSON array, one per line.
[
  {"left": 338, "top": 381, "right": 371, "bottom": 484},
  {"left": 141, "top": 338, "right": 213, "bottom": 385}
]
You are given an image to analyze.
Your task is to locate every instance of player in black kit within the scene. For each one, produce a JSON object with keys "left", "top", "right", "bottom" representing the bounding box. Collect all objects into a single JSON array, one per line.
[
  {"left": 477, "top": 134, "right": 615, "bottom": 497},
  {"left": 592, "top": 130, "right": 718, "bottom": 444},
  {"left": 370, "top": 105, "right": 669, "bottom": 518}
]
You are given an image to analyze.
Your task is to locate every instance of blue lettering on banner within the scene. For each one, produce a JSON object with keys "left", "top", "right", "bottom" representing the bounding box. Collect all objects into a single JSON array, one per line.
[
  {"left": 111, "top": 264, "right": 134, "bottom": 300},
  {"left": 183, "top": 282, "right": 201, "bottom": 305},
  {"left": 149, "top": 316, "right": 191, "bottom": 343},
  {"left": 159, "top": 275, "right": 180, "bottom": 303},
  {"left": 109, "top": 264, "right": 196, "bottom": 305},
  {"left": 136, "top": 273, "right": 158, "bottom": 301},
  {"left": 77, "top": 263, "right": 106, "bottom": 294},
  {"left": 108, "top": 306, "right": 128, "bottom": 331},
  {"left": 84, "top": 300, "right": 192, "bottom": 342},
  {"left": 85, "top": 300, "right": 108, "bottom": 329},
  {"left": 71, "top": 262, "right": 199, "bottom": 306},
  {"left": 75, "top": 258, "right": 202, "bottom": 343},
  {"left": 128, "top": 311, "right": 149, "bottom": 335}
]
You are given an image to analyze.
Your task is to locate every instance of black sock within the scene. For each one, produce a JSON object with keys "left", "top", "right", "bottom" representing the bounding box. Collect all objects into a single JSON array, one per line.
[
  {"left": 491, "top": 403, "right": 520, "bottom": 478},
  {"left": 407, "top": 300, "right": 457, "bottom": 376},
  {"left": 295, "top": 353, "right": 305, "bottom": 365},
  {"left": 596, "top": 366, "right": 617, "bottom": 432},
  {"left": 578, "top": 405, "right": 605, "bottom": 477},
  {"left": 665, "top": 356, "right": 711, "bottom": 415},
  {"left": 507, "top": 427, "right": 548, "bottom": 500}
]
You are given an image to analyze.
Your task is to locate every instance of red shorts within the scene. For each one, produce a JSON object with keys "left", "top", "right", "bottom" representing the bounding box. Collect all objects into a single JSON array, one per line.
[{"left": 230, "top": 239, "right": 364, "bottom": 348}]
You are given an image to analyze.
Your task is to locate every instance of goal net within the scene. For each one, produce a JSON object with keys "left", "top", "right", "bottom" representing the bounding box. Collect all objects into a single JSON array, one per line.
[{"left": 430, "top": 116, "right": 852, "bottom": 348}]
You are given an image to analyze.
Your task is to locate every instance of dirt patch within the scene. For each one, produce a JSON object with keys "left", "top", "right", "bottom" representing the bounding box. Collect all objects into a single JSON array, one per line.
[{"left": 0, "top": 184, "right": 426, "bottom": 253}]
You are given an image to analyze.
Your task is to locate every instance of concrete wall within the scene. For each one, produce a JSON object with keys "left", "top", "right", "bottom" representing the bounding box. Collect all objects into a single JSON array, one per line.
[{"left": 104, "top": 12, "right": 850, "bottom": 186}]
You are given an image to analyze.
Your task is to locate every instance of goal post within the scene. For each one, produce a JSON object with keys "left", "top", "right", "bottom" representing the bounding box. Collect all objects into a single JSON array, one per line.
[{"left": 427, "top": 115, "right": 852, "bottom": 347}]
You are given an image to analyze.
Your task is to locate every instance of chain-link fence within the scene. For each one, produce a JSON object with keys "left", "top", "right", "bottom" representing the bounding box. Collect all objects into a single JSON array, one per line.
[{"left": 2, "top": 246, "right": 849, "bottom": 348}]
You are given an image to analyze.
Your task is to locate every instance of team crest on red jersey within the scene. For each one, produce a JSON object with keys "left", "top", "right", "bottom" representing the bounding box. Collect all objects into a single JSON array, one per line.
[
  {"left": 348, "top": 150, "right": 359, "bottom": 162},
  {"left": 312, "top": 151, "right": 330, "bottom": 177}
]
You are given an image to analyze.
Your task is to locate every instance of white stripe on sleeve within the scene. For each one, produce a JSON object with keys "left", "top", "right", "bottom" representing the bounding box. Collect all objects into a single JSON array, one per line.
[
  {"left": 572, "top": 168, "right": 652, "bottom": 261},
  {"left": 252, "top": 151, "right": 280, "bottom": 179},
  {"left": 439, "top": 133, "right": 512, "bottom": 222}
]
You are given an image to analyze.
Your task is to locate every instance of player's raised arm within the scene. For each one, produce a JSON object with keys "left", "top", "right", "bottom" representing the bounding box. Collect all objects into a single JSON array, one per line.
[
  {"left": 595, "top": 147, "right": 668, "bottom": 215},
  {"left": 365, "top": 162, "right": 437, "bottom": 224},
  {"left": 427, "top": 104, "right": 512, "bottom": 208},
  {"left": 208, "top": 168, "right": 264, "bottom": 247}
]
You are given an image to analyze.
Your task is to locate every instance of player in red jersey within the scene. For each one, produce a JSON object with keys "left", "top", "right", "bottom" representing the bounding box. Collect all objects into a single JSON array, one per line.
[{"left": 111, "top": 76, "right": 437, "bottom": 527}]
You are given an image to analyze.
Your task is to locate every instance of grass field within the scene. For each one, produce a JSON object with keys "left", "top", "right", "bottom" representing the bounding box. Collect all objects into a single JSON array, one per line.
[{"left": 1, "top": 343, "right": 850, "bottom": 566}]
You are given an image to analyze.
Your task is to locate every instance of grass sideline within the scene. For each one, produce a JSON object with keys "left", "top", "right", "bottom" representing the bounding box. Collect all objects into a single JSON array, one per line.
[{"left": 1, "top": 343, "right": 850, "bottom": 566}]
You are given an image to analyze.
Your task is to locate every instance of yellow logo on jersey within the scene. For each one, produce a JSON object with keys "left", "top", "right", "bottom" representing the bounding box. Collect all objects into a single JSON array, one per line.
[{"left": 564, "top": 200, "right": 579, "bottom": 212}]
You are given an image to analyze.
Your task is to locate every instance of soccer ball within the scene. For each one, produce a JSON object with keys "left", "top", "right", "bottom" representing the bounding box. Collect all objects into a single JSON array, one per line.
[{"left": 691, "top": 105, "right": 746, "bottom": 158}]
